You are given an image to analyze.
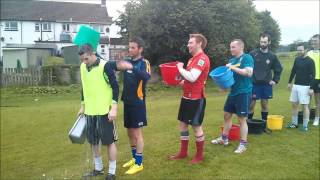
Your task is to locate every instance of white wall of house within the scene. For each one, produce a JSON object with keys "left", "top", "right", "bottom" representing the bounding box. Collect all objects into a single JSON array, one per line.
[{"left": 0, "top": 20, "right": 110, "bottom": 61}]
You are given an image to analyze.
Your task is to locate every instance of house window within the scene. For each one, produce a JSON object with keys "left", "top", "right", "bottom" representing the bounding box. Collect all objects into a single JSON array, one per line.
[
  {"left": 42, "top": 22, "right": 51, "bottom": 31},
  {"left": 5, "top": 21, "right": 18, "bottom": 31},
  {"left": 101, "top": 45, "right": 105, "bottom": 54},
  {"left": 105, "top": 27, "right": 110, "bottom": 33},
  {"left": 72, "top": 24, "right": 78, "bottom": 32},
  {"left": 62, "top": 23, "right": 70, "bottom": 32},
  {"left": 91, "top": 25, "right": 99, "bottom": 32},
  {"left": 35, "top": 23, "right": 40, "bottom": 31},
  {"left": 100, "top": 26, "right": 104, "bottom": 33}
]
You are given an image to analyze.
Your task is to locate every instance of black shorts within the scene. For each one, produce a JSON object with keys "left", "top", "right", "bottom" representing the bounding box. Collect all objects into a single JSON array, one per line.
[
  {"left": 224, "top": 93, "right": 251, "bottom": 117},
  {"left": 178, "top": 98, "right": 206, "bottom": 126},
  {"left": 124, "top": 104, "right": 147, "bottom": 128},
  {"left": 85, "top": 114, "right": 118, "bottom": 145},
  {"left": 312, "top": 80, "right": 320, "bottom": 93}
]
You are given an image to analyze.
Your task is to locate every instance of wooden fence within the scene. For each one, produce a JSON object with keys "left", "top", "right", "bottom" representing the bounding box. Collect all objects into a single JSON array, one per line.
[{"left": 0, "top": 68, "right": 53, "bottom": 87}]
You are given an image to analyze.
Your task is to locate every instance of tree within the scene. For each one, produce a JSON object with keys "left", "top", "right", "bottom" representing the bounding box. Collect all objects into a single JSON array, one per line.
[
  {"left": 255, "top": 10, "right": 281, "bottom": 51},
  {"left": 116, "top": 0, "right": 280, "bottom": 68}
]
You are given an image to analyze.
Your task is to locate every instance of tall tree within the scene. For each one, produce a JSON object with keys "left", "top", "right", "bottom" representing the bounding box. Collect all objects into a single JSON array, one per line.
[{"left": 116, "top": 0, "right": 280, "bottom": 67}]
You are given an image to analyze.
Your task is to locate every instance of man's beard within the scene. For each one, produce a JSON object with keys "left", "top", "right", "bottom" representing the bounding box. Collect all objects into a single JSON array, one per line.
[{"left": 260, "top": 45, "right": 268, "bottom": 50}]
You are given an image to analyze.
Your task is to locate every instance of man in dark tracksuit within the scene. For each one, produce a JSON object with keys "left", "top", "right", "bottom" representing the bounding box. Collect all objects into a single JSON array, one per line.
[
  {"left": 117, "top": 37, "right": 151, "bottom": 175},
  {"left": 248, "top": 33, "right": 283, "bottom": 129}
]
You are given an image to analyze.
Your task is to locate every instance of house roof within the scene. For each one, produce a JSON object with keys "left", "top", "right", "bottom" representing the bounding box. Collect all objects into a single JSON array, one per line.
[
  {"left": 3, "top": 43, "right": 57, "bottom": 49},
  {"left": 0, "top": 0, "right": 112, "bottom": 25}
]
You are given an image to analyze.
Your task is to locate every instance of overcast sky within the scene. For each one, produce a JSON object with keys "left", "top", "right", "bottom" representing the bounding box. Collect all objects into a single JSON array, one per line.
[{"left": 47, "top": 0, "right": 320, "bottom": 45}]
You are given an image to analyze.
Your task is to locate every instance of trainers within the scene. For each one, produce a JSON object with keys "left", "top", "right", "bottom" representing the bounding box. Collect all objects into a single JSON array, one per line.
[
  {"left": 125, "top": 164, "right": 143, "bottom": 175},
  {"left": 122, "top": 158, "right": 135, "bottom": 168},
  {"left": 234, "top": 145, "right": 247, "bottom": 154},
  {"left": 211, "top": 137, "right": 229, "bottom": 145},
  {"left": 286, "top": 124, "right": 298, "bottom": 129},
  {"left": 300, "top": 126, "right": 308, "bottom": 132},
  {"left": 313, "top": 119, "right": 319, "bottom": 126},
  {"left": 83, "top": 169, "right": 104, "bottom": 177},
  {"left": 105, "top": 173, "right": 116, "bottom": 180}
]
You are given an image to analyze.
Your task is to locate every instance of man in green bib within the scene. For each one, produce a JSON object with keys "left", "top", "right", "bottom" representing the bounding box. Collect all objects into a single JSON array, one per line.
[
  {"left": 74, "top": 26, "right": 119, "bottom": 180},
  {"left": 308, "top": 34, "right": 320, "bottom": 126}
]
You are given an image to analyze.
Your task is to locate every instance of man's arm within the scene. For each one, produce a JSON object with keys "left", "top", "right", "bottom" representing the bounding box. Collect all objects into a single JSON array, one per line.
[
  {"left": 132, "top": 60, "right": 151, "bottom": 81},
  {"left": 104, "top": 62, "right": 119, "bottom": 103},
  {"left": 78, "top": 89, "right": 85, "bottom": 116},
  {"left": 288, "top": 59, "right": 296, "bottom": 84},
  {"left": 227, "top": 55, "right": 253, "bottom": 77},
  {"left": 272, "top": 55, "right": 283, "bottom": 83},
  {"left": 104, "top": 62, "right": 119, "bottom": 121},
  {"left": 309, "top": 58, "right": 315, "bottom": 88},
  {"left": 227, "top": 64, "right": 253, "bottom": 77},
  {"left": 177, "top": 64, "right": 202, "bottom": 83}
]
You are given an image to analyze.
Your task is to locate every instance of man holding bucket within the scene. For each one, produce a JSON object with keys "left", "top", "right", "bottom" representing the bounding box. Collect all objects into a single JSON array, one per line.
[
  {"left": 168, "top": 34, "right": 210, "bottom": 164},
  {"left": 74, "top": 26, "right": 119, "bottom": 180},
  {"left": 248, "top": 33, "right": 283, "bottom": 130},
  {"left": 211, "top": 39, "right": 254, "bottom": 154}
]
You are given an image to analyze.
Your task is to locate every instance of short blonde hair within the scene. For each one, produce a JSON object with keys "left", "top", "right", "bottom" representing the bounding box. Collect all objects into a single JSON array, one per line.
[
  {"left": 189, "top": 33, "right": 207, "bottom": 49},
  {"left": 231, "top": 39, "right": 244, "bottom": 48}
]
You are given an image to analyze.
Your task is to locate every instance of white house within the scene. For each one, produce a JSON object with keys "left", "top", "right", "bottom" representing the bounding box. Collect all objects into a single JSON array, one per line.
[{"left": 0, "top": 0, "right": 113, "bottom": 68}]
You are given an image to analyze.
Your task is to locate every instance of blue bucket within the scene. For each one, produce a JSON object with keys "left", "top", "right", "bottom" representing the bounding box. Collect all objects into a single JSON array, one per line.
[{"left": 209, "top": 66, "right": 234, "bottom": 89}]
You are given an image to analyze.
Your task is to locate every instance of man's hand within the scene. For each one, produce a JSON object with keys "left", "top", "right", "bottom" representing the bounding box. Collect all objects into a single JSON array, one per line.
[
  {"left": 176, "top": 62, "right": 184, "bottom": 69},
  {"left": 116, "top": 60, "right": 133, "bottom": 71},
  {"left": 178, "top": 80, "right": 184, "bottom": 86},
  {"left": 77, "top": 104, "right": 85, "bottom": 117},
  {"left": 108, "top": 103, "right": 118, "bottom": 122},
  {"left": 287, "top": 83, "right": 292, "bottom": 90},
  {"left": 226, "top": 63, "right": 240, "bottom": 70},
  {"left": 309, "top": 89, "right": 314, "bottom": 96},
  {"left": 269, "top": 80, "right": 276, "bottom": 86}
]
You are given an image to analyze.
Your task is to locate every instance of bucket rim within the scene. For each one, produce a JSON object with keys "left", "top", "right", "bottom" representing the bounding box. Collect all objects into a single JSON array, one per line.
[
  {"left": 210, "top": 66, "right": 231, "bottom": 77},
  {"left": 267, "top": 115, "right": 284, "bottom": 119},
  {"left": 159, "top": 61, "right": 180, "bottom": 68}
]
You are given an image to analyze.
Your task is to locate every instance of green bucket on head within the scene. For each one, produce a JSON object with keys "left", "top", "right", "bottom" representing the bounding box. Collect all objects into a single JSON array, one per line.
[{"left": 73, "top": 25, "right": 100, "bottom": 51}]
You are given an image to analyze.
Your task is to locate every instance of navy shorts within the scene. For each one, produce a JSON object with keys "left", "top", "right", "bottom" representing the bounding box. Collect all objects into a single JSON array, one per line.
[
  {"left": 312, "top": 80, "right": 320, "bottom": 93},
  {"left": 178, "top": 98, "right": 206, "bottom": 126},
  {"left": 124, "top": 104, "right": 147, "bottom": 128},
  {"left": 85, "top": 114, "right": 118, "bottom": 145},
  {"left": 252, "top": 84, "right": 273, "bottom": 100},
  {"left": 224, "top": 93, "right": 251, "bottom": 117}
]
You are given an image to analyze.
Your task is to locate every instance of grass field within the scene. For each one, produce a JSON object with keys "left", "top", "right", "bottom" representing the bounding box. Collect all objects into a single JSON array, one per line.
[{"left": 1, "top": 55, "right": 319, "bottom": 180}]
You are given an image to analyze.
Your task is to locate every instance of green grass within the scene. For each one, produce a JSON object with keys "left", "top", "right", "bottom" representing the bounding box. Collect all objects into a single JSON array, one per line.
[{"left": 1, "top": 56, "right": 319, "bottom": 180}]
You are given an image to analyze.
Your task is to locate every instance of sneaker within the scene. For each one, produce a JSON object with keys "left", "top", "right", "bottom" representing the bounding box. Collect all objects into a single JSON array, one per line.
[
  {"left": 234, "top": 145, "right": 247, "bottom": 154},
  {"left": 300, "top": 126, "right": 308, "bottom": 132},
  {"left": 125, "top": 164, "right": 143, "bottom": 175},
  {"left": 313, "top": 119, "right": 319, "bottom": 126},
  {"left": 122, "top": 158, "right": 135, "bottom": 168},
  {"left": 211, "top": 137, "right": 229, "bottom": 145},
  {"left": 105, "top": 173, "right": 116, "bottom": 180},
  {"left": 286, "top": 124, "right": 298, "bottom": 129},
  {"left": 83, "top": 169, "right": 104, "bottom": 177}
]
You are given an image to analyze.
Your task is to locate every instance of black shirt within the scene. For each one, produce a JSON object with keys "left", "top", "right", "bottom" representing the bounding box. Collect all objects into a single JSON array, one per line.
[
  {"left": 288, "top": 56, "right": 315, "bottom": 88},
  {"left": 250, "top": 48, "right": 283, "bottom": 84}
]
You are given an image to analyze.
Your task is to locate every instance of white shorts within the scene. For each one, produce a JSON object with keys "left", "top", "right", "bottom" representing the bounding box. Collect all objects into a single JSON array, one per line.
[{"left": 289, "top": 84, "right": 311, "bottom": 104}]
